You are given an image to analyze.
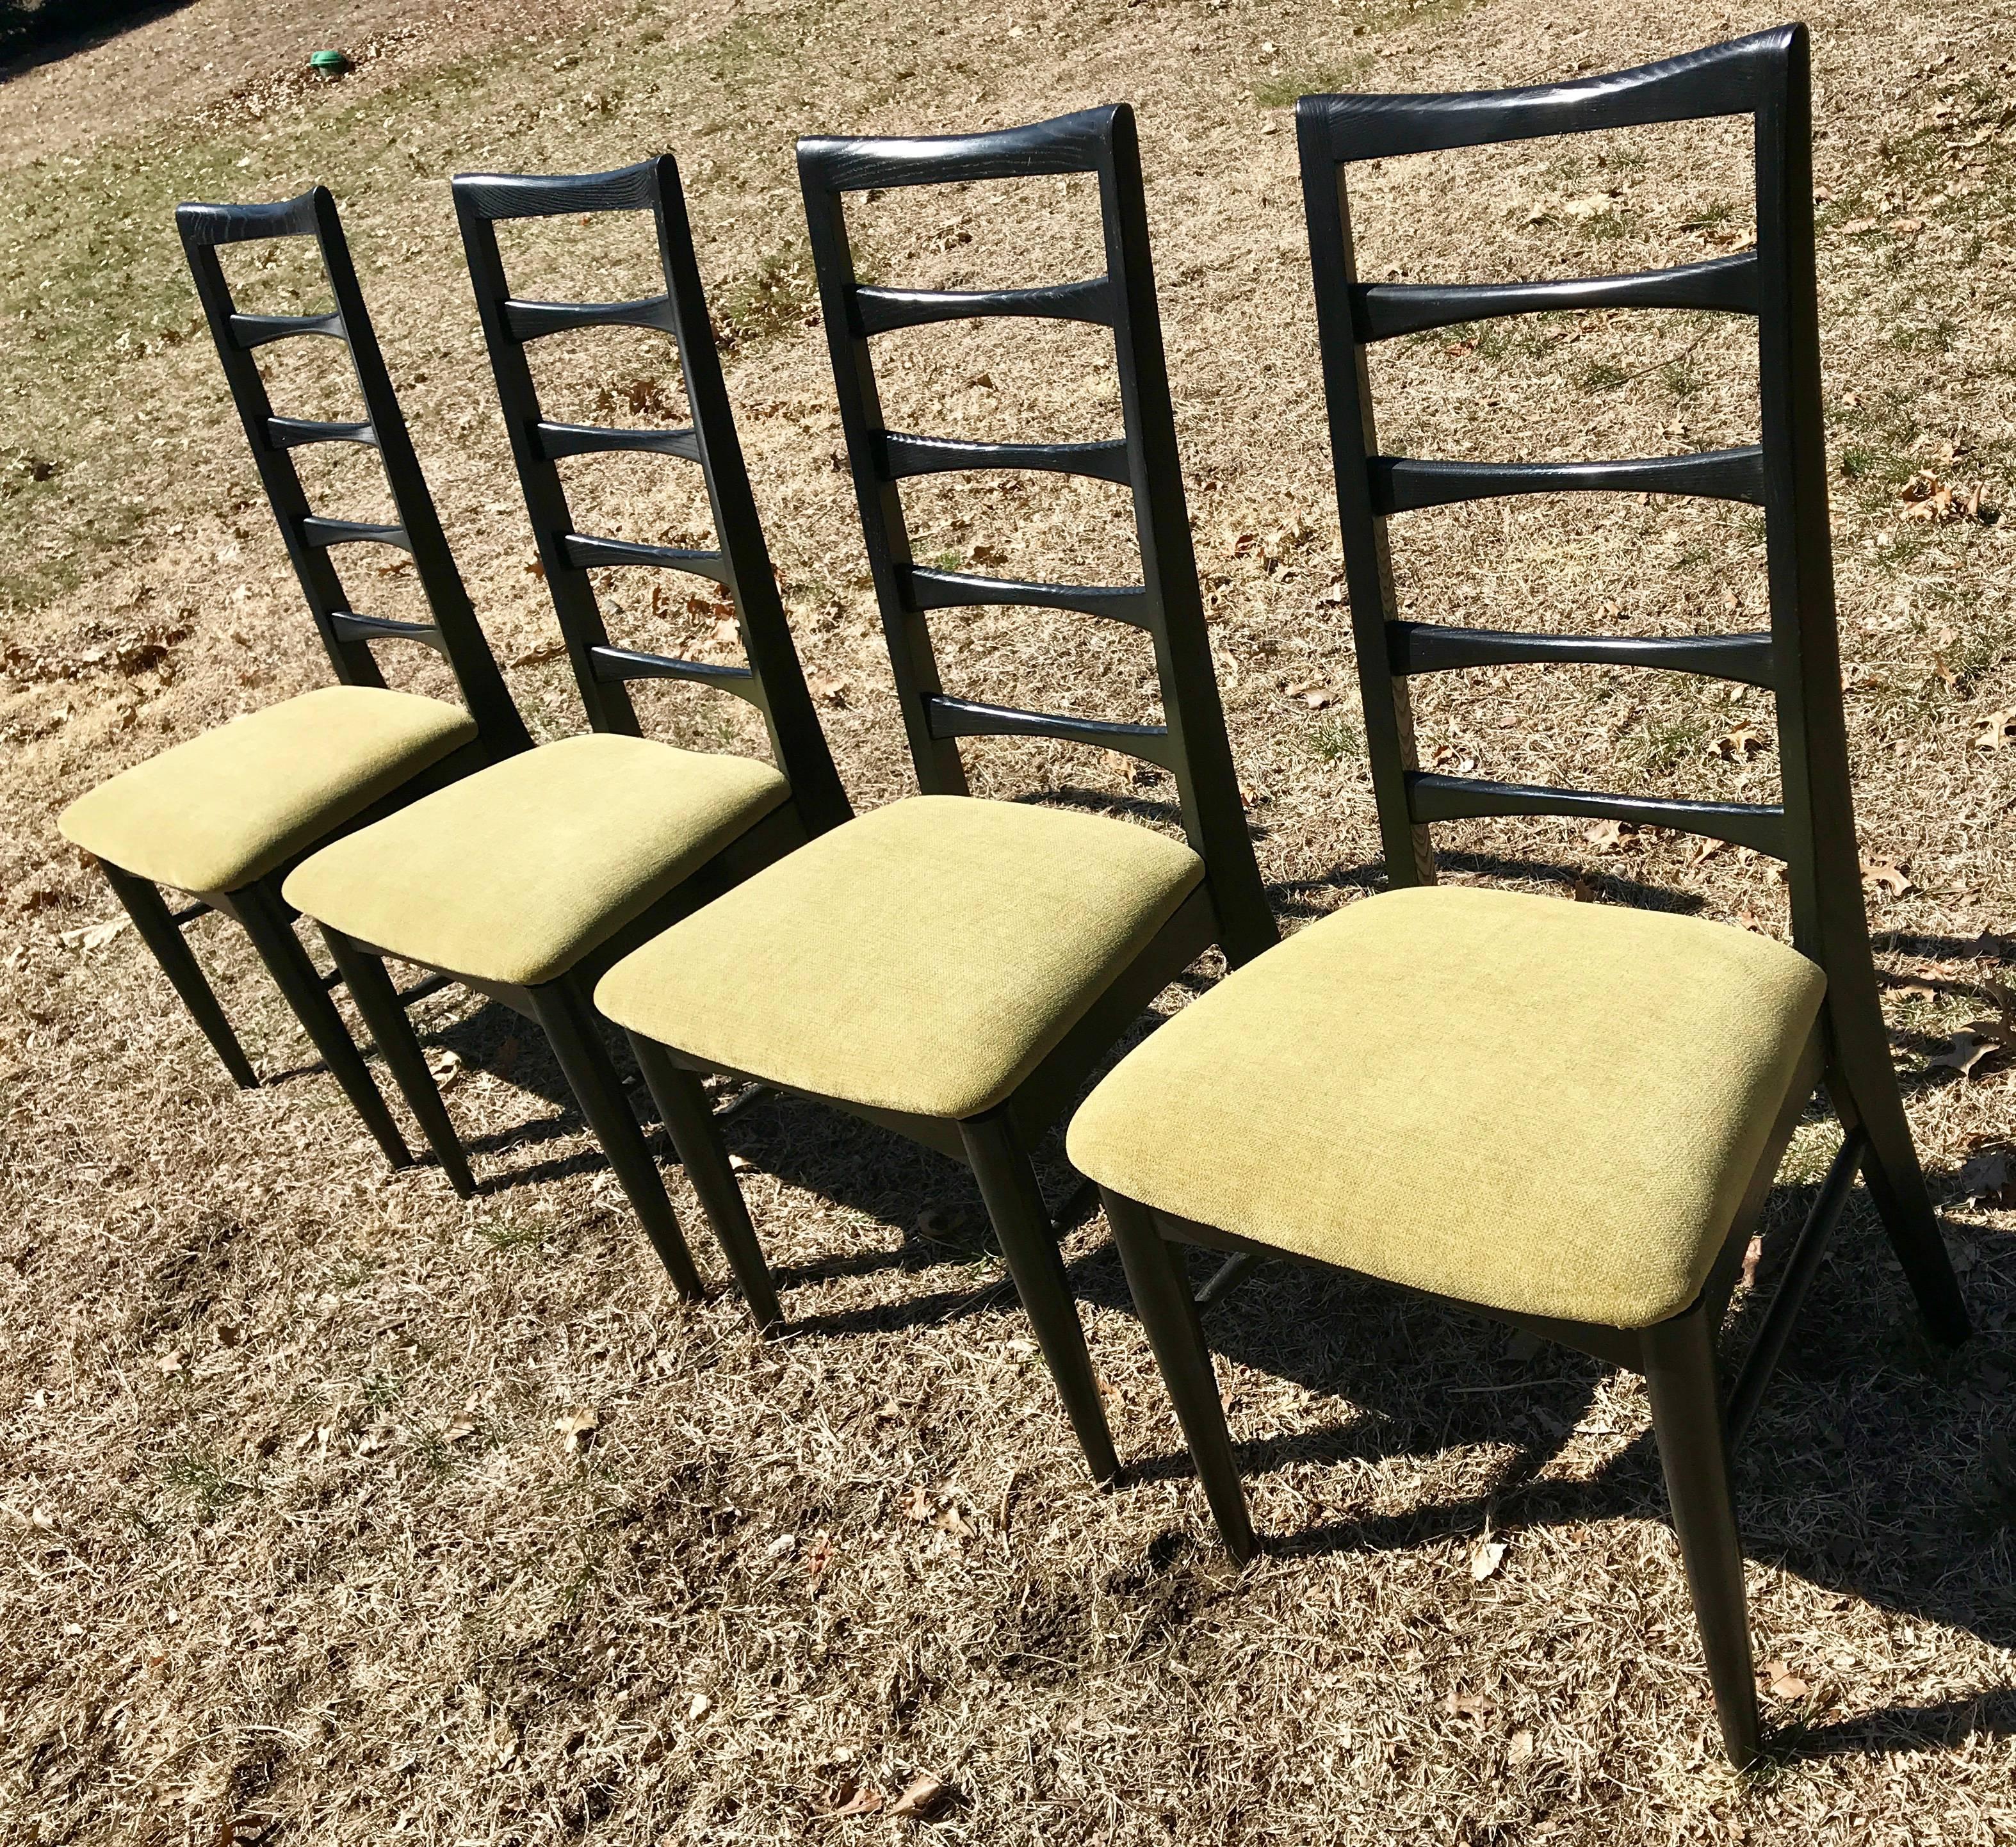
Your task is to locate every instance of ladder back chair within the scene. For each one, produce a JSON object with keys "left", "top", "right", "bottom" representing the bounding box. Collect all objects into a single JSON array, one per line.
[
  {"left": 1066, "top": 29, "right": 1970, "bottom": 1767},
  {"left": 594, "top": 105, "right": 1276, "bottom": 1480},
  {"left": 284, "top": 156, "right": 849, "bottom": 1294},
  {"left": 59, "top": 186, "right": 529, "bottom": 1169}
]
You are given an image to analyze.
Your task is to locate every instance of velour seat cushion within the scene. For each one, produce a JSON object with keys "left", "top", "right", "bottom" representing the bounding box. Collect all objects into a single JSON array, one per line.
[
  {"left": 283, "top": 733, "right": 788, "bottom": 988},
  {"left": 595, "top": 795, "right": 1205, "bottom": 1120},
  {"left": 58, "top": 685, "right": 477, "bottom": 897},
  {"left": 1067, "top": 885, "right": 1828, "bottom": 1330}
]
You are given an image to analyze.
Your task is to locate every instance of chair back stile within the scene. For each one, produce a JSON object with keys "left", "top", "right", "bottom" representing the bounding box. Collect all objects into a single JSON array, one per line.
[
  {"left": 451, "top": 157, "right": 850, "bottom": 836},
  {"left": 176, "top": 188, "right": 530, "bottom": 758},
  {"left": 797, "top": 105, "right": 1276, "bottom": 966}
]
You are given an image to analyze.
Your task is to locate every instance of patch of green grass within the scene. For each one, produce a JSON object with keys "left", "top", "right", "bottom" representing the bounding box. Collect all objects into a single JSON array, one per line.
[
  {"left": 161, "top": 1450, "right": 247, "bottom": 1519},
  {"left": 364, "top": 1372, "right": 402, "bottom": 1409},
  {"left": 1578, "top": 359, "right": 1630, "bottom": 393},
  {"left": 1661, "top": 355, "right": 1703, "bottom": 398},
  {"left": 1252, "top": 58, "right": 1372, "bottom": 109},
  {"left": 1306, "top": 713, "right": 1363, "bottom": 761},
  {"left": 715, "top": 241, "right": 819, "bottom": 352},
  {"left": 477, "top": 1218, "right": 546, "bottom": 1253},
  {"left": 1625, "top": 712, "right": 1709, "bottom": 780}
]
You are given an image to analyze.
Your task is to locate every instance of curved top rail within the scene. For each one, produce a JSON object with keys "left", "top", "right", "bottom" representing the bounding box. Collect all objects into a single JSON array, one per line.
[
  {"left": 452, "top": 159, "right": 662, "bottom": 222},
  {"left": 797, "top": 104, "right": 1121, "bottom": 195},
  {"left": 176, "top": 187, "right": 325, "bottom": 248},
  {"left": 1299, "top": 24, "right": 1797, "bottom": 162}
]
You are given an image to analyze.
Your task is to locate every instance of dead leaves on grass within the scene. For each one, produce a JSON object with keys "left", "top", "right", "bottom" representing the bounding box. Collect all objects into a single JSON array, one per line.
[
  {"left": 555, "top": 1406, "right": 599, "bottom": 1455},
  {"left": 1928, "top": 979, "right": 2016, "bottom": 1082},
  {"left": 1898, "top": 472, "right": 1999, "bottom": 526},
  {"left": 1860, "top": 854, "right": 1915, "bottom": 900}
]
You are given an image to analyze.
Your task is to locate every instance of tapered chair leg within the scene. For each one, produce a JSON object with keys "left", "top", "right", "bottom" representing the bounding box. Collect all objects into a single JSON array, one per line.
[
  {"left": 1103, "top": 1189, "right": 1256, "bottom": 1560},
  {"left": 320, "top": 930, "right": 476, "bottom": 1198},
  {"left": 99, "top": 862, "right": 258, "bottom": 1089},
  {"left": 961, "top": 1110, "right": 1119, "bottom": 1485},
  {"left": 232, "top": 879, "right": 412, "bottom": 1169},
  {"left": 1825, "top": 1045, "right": 1969, "bottom": 1344},
  {"left": 528, "top": 975, "right": 703, "bottom": 1301},
  {"left": 1641, "top": 1301, "right": 1760, "bottom": 1769},
  {"left": 628, "top": 1035, "right": 782, "bottom": 1331}
]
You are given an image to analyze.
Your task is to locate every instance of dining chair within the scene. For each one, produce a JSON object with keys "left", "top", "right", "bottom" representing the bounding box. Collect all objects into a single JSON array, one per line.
[
  {"left": 58, "top": 187, "right": 530, "bottom": 1169},
  {"left": 282, "top": 156, "right": 849, "bottom": 1296},
  {"left": 594, "top": 105, "right": 1276, "bottom": 1479},
  {"left": 1065, "top": 28, "right": 1971, "bottom": 1767}
]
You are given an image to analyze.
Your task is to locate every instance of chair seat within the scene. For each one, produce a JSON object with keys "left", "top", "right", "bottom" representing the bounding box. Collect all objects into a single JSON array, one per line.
[
  {"left": 283, "top": 733, "right": 789, "bottom": 988},
  {"left": 1067, "top": 885, "right": 1828, "bottom": 1330},
  {"left": 58, "top": 685, "right": 477, "bottom": 897},
  {"left": 595, "top": 794, "right": 1205, "bottom": 1120}
]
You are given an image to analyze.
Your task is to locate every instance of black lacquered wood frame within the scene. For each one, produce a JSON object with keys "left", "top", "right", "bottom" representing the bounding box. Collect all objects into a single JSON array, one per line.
[
  {"left": 618, "top": 108, "right": 1277, "bottom": 1483},
  {"left": 83, "top": 190, "right": 532, "bottom": 1168},
  {"left": 1100, "top": 29, "right": 1971, "bottom": 1770},
  {"left": 305, "top": 158, "right": 850, "bottom": 1292}
]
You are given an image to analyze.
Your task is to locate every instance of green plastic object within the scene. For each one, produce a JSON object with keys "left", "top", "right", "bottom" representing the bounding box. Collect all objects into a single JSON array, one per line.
[{"left": 309, "top": 49, "right": 350, "bottom": 76}]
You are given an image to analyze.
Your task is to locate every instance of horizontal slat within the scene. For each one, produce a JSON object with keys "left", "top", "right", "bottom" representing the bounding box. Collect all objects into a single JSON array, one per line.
[
  {"left": 587, "top": 645, "right": 760, "bottom": 699},
  {"left": 1405, "top": 770, "right": 1787, "bottom": 855},
  {"left": 176, "top": 191, "right": 321, "bottom": 247},
  {"left": 1725, "top": 1127, "right": 1867, "bottom": 1447},
  {"left": 329, "top": 612, "right": 446, "bottom": 652},
  {"left": 560, "top": 535, "right": 730, "bottom": 582},
  {"left": 229, "top": 309, "right": 346, "bottom": 349},
  {"left": 1388, "top": 621, "right": 1776, "bottom": 688},
  {"left": 854, "top": 277, "right": 1116, "bottom": 335},
  {"left": 502, "top": 293, "right": 678, "bottom": 341},
  {"left": 799, "top": 106, "right": 1114, "bottom": 194},
  {"left": 535, "top": 421, "right": 702, "bottom": 462},
  {"left": 923, "top": 693, "right": 1180, "bottom": 770},
  {"left": 902, "top": 565, "right": 1154, "bottom": 629},
  {"left": 394, "top": 971, "right": 455, "bottom": 1007},
  {"left": 1372, "top": 445, "right": 1764, "bottom": 513},
  {"left": 1304, "top": 28, "right": 1791, "bottom": 162},
  {"left": 300, "top": 516, "right": 411, "bottom": 552},
  {"left": 452, "top": 160, "right": 659, "bottom": 222},
  {"left": 1353, "top": 252, "right": 1758, "bottom": 341},
  {"left": 169, "top": 900, "right": 209, "bottom": 927},
  {"left": 268, "top": 416, "right": 377, "bottom": 450},
  {"left": 881, "top": 431, "right": 1133, "bottom": 485}
]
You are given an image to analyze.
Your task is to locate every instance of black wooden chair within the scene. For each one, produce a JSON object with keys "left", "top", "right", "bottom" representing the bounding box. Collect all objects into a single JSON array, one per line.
[
  {"left": 58, "top": 188, "right": 530, "bottom": 1169},
  {"left": 1066, "top": 29, "right": 1971, "bottom": 1767},
  {"left": 593, "top": 106, "right": 1276, "bottom": 1478},
  {"left": 283, "top": 157, "right": 849, "bottom": 1296}
]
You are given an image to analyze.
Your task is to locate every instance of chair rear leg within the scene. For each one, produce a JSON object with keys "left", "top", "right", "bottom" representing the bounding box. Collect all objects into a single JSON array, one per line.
[
  {"left": 99, "top": 862, "right": 257, "bottom": 1089},
  {"left": 1641, "top": 1300, "right": 1760, "bottom": 1769},
  {"left": 960, "top": 1110, "right": 1119, "bottom": 1486},
  {"left": 628, "top": 1035, "right": 782, "bottom": 1331},
  {"left": 320, "top": 930, "right": 475, "bottom": 1198},
  {"left": 528, "top": 975, "right": 703, "bottom": 1301},
  {"left": 1826, "top": 1041, "right": 1969, "bottom": 1344},
  {"left": 233, "top": 879, "right": 412, "bottom": 1169},
  {"left": 1103, "top": 1189, "right": 1256, "bottom": 1561}
]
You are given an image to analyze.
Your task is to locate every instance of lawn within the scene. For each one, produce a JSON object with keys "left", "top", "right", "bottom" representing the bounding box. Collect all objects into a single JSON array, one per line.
[{"left": 1, "top": 0, "right": 2012, "bottom": 1841}]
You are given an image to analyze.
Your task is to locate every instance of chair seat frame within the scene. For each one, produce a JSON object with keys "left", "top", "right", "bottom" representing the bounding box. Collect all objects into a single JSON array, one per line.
[
  {"left": 1094, "top": 28, "right": 1970, "bottom": 1768},
  {"left": 90, "top": 188, "right": 533, "bottom": 1168},
  {"left": 619, "top": 106, "right": 1276, "bottom": 1483},
  {"left": 311, "top": 156, "right": 849, "bottom": 1295}
]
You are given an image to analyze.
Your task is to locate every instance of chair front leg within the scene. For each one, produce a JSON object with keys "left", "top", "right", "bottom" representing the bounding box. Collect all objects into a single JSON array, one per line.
[
  {"left": 320, "top": 929, "right": 475, "bottom": 1198},
  {"left": 232, "top": 878, "right": 412, "bottom": 1170},
  {"left": 1104, "top": 1189, "right": 1256, "bottom": 1561},
  {"left": 628, "top": 1034, "right": 782, "bottom": 1331},
  {"left": 961, "top": 1110, "right": 1119, "bottom": 1486},
  {"left": 99, "top": 861, "right": 257, "bottom": 1089},
  {"left": 528, "top": 975, "right": 703, "bottom": 1301},
  {"left": 1641, "top": 1299, "right": 1760, "bottom": 1769}
]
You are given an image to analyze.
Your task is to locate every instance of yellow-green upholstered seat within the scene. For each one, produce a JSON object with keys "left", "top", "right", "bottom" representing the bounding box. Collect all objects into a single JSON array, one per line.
[
  {"left": 595, "top": 794, "right": 1205, "bottom": 1120},
  {"left": 57, "top": 684, "right": 476, "bottom": 897},
  {"left": 282, "top": 732, "right": 788, "bottom": 989},
  {"left": 1067, "top": 885, "right": 1827, "bottom": 1330}
]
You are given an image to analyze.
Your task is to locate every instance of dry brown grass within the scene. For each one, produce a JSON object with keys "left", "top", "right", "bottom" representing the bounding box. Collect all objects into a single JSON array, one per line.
[{"left": 3, "top": 1, "right": 2013, "bottom": 1841}]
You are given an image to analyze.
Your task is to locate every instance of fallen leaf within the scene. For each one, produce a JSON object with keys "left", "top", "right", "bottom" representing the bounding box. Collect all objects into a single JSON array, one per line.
[
  {"left": 58, "top": 916, "right": 129, "bottom": 952},
  {"left": 710, "top": 617, "right": 740, "bottom": 648},
  {"left": 492, "top": 1718, "right": 520, "bottom": 1766},
  {"left": 1860, "top": 855, "right": 1914, "bottom": 899},
  {"left": 1470, "top": 1537, "right": 1508, "bottom": 1581},
  {"left": 1507, "top": 1728, "right": 1535, "bottom": 1764},
  {"left": 763, "top": 1531, "right": 799, "bottom": 1561},
  {"left": 898, "top": 1483, "right": 933, "bottom": 1523},
  {"left": 555, "top": 1407, "right": 599, "bottom": 1454},
  {"left": 809, "top": 675, "right": 850, "bottom": 706},
  {"left": 1711, "top": 725, "right": 1768, "bottom": 761},
  {"left": 510, "top": 641, "right": 569, "bottom": 667},
  {"left": 827, "top": 1785, "right": 884, "bottom": 1818},
  {"left": 1759, "top": 1659, "right": 1810, "bottom": 1702},
  {"left": 1958, "top": 1145, "right": 2015, "bottom": 1200},
  {"left": 933, "top": 1502, "right": 977, "bottom": 1540},
  {"left": 427, "top": 1048, "right": 465, "bottom": 1088},
  {"left": 1581, "top": 818, "right": 1639, "bottom": 852},
  {"left": 1287, "top": 682, "right": 1333, "bottom": 710},
  {"left": 1686, "top": 836, "right": 1728, "bottom": 870},
  {"left": 524, "top": 558, "right": 546, "bottom": 581},
  {"left": 888, "top": 1773, "right": 952, "bottom": 1820},
  {"left": 1837, "top": 216, "right": 1882, "bottom": 234},
  {"left": 1928, "top": 1032, "right": 1999, "bottom": 1078},
  {"left": 1446, "top": 1688, "right": 1502, "bottom": 1723},
  {"left": 1889, "top": 216, "right": 1925, "bottom": 234},
  {"left": 806, "top": 1531, "right": 836, "bottom": 1581},
  {"left": 1740, "top": 1233, "right": 1764, "bottom": 1292},
  {"left": 1972, "top": 710, "right": 2016, "bottom": 751},
  {"left": 444, "top": 1414, "right": 478, "bottom": 1445}
]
